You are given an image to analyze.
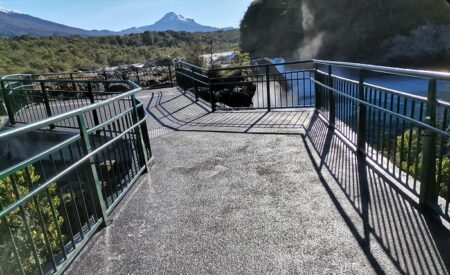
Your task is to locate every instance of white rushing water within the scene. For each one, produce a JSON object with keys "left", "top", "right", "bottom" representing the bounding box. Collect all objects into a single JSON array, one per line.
[
  {"left": 251, "top": 58, "right": 450, "bottom": 108},
  {"left": 251, "top": 57, "right": 314, "bottom": 108}
]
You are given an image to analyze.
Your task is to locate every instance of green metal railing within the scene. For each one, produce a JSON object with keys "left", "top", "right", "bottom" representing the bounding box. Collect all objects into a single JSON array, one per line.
[{"left": 0, "top": 77, "right": 151, "bottom": 274}]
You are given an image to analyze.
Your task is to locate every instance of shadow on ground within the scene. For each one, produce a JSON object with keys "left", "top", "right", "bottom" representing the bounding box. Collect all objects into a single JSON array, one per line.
[
  {"left": 141, "top": 88, "right": 312, "bottom": 134},
  {"left": 304, "top": 112, "right": 450, "bottom": 274},
  {"left": 66, "top": 89, "right": 450, "bottom": 274}
]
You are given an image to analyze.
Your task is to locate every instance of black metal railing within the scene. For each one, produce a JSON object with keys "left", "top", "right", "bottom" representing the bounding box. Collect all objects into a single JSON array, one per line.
[
  {"left": 0, "top": 77, "right": 151, "bottom": 274},
  {"left": 313, "top": 59, "right": 450, "bottom": 220},
  {"left": 175, "top": 60, "right": 315, "bottom": 111},
  {"left": 175, "top": 59, "right": 450, "bottom": 221},
  {"left": 30, "top": 64, "right": 175, "bottom": 90}
]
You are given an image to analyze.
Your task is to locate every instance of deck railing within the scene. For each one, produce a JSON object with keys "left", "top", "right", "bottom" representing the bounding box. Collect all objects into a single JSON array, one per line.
[
  {"left": 1, "top": 59, "right": 449, "bottom": 273},
  {"left": 313, "top": 60, "right": 450, "bottom": 219},
  {"left": 175, "top": 59, "right": 450, "bottom": 221},
  {"left": 175, "top": 60, "right": 315, "bottom": 111},
  {"left": 24, "top": 63, "right": 175, "bottom": 90},
  {"left": 0, "top": 76, "right": 151, "bottom": 274}
]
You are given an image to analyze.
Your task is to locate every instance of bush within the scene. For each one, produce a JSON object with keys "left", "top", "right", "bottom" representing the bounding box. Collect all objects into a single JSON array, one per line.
[
  {"left": 0, "top": 166, "right": 64, "bottom": 274},
  {"left": 395, "top": 129, "right": 450, "bottom": 197}
]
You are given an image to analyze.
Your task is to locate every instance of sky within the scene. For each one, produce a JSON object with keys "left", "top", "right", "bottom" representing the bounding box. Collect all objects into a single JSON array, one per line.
[{"left": 0, "top": 0, "right": 253, "bottom": 31}]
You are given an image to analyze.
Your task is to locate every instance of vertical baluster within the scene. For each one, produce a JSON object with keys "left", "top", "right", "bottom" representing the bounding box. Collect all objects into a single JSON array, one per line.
[{"left": 266, "top": 65, "right": 271, "bottom": 111}]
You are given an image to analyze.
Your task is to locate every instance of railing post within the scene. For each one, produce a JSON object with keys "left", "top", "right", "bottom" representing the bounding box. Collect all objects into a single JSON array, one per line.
[
  {"left": 136, "top": 71, "right": 141, "bottom": 86},
  {"left": 266, "top": 65, "right": 271, "bottom": 111},
  {"left": 87, "top": 82, "right": 100, "bottom": 128},
  {"left": 192, "top": 67, "right": 199, "bottom": 102},
  {"left": 137, "top": 99, "right": 152, "bottom": 159},
  {"left": 420, "top": 79, "right": 438, "bottom": 208},
  {"left": 328, "top": 65, "right": 335, "bottom": 126},
  {"left": 69, "top": 73, "right": 77, "bottom": 91},
  {"left": 103, "top": 71, "right": 109, "bottom": 90},
  {"left": 357, "top": 70, "right": 366, "bottom": 154},
  {"left": 131, "top": 95, "right": 151, "bottom": 171},
  {"left": 0, "top": 80, "right": 16, "bottom": 125},
  {"left": 181, "top": 67, "right": 186, "bottom": 92},
  {"left": 168, "top": 64, "right": 174, "bottom": 87},
  {"left": 208, "top": 71, "right": 215, "bottom": 112},
  {"left": 314, "top": 64, "right": 321, "bottom": 111},
  {"left": 40, "top": 81, "right": 55, "bottom": 129},
  {"left": 77, "top": 114, "right": 108, "bottom": 226}
]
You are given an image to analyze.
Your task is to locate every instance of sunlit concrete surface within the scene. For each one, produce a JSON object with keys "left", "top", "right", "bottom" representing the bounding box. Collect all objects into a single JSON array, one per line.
[
  {"left": 66, "top": 88, "right": 450, "bottom": 274},
  {"left": 141, "top": 88, "right": 313, "bottom": 134}
]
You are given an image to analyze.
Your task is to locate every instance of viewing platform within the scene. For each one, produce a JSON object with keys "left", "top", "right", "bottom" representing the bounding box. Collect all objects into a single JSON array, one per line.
[
  {"left": 1, "top": 60, "right": 450, "bottom": 274},
  {"left": 66, "top": 87, "right": 450, "bottom": 274}
]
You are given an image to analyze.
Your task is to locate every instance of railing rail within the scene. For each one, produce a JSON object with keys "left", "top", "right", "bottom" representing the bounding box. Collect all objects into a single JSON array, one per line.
[
  {"left": 174, "top": 60, "right": 315, "bottom": 111},
  {"left": 1, "top": 58, "right": 449, "bottom": 273},
  {"left": 313, "top": 60, "right": 450, "bottom": 221},
  {"left": 0, "top": 77, "right": 151, "bottom": 274}
]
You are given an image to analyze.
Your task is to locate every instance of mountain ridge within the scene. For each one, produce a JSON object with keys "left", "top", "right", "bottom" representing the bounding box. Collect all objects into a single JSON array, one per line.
[
  {"left": 0, "top": 10, "right": 233, "bottom": 37},
  {"left": 119, "top": 12, "right": 225, "bottom": 34}
]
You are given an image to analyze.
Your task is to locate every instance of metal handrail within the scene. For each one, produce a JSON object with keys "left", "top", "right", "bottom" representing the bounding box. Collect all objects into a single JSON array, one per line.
[
  {"left": 0, "top": 80, "right": 141, "bottom": 140},
  {"left": 314, "top": 59, "right": 450, "bottom": 80},
  {"left": 0, "top": 76, "right": 151, "bottom": 275},
  {"left": 312, "top": 78, "right": 450, "bottom": 138}
]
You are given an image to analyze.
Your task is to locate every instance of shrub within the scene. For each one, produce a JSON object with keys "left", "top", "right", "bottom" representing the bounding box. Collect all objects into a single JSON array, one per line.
[
  {"left": 0, "top": 166, "right": 64, "bottom": 274},
  {"left": 395, "top": 129, "right": 450, "bottom": 197}
]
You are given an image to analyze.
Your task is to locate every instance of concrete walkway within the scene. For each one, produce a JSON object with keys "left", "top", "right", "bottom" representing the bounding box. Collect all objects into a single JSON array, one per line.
[
  {"left": 142, "top": 88, "right": 312, "bottom": 135},
  {"left": 66, "top": 88, "right": 450, "bottom": 274}
]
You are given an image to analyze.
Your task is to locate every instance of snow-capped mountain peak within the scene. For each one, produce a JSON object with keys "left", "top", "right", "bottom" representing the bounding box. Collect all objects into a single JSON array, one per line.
[{"left": 0, "top": 7, "right": 21, "bottom": 14}]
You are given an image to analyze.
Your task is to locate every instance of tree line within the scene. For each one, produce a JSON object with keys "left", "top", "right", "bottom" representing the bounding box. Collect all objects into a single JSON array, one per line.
[{"left": 0, "top": 30, "right": 239, "bottom": 75}]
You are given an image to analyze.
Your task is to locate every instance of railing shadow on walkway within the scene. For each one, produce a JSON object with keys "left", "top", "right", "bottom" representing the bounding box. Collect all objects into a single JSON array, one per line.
[
  {"left": 143, "top": 89, "right": 313, "bottom": 135},
  {"left": 303, "top": 112, "right": 450, "bottom": 274}
]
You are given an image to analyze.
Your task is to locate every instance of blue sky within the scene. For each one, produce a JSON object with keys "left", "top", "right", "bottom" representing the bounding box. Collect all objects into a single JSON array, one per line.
[{"left": 0, "top": 0, "right": 253, "bottom": 31}]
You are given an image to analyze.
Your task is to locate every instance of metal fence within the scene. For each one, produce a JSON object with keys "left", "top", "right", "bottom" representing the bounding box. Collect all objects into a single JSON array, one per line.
[
  {"left": 313, "top": 60, "right": 450, "bottom": 220},
  {"left": 1, "top": 58, "right": 449, "bottom": 273},
  {"left": 0, "top": 77, "right": 151, "bottom": 274},
  {"left": 176, "top": 59, "right": 450, "bottom": 221},
  {"left": 26, "top": 64, "right": 175, "bottom": 91},
  {"left": 175, "top": 61, "right": 315, "bottom": 111}
]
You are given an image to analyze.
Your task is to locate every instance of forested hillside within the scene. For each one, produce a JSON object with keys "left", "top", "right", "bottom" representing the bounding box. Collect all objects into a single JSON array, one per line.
[
  {"left": 240, "top": 0, "right": 450, "bottom": 67},
  {"left": 0, "top": 30, "right": 239, "bottom": 75}
]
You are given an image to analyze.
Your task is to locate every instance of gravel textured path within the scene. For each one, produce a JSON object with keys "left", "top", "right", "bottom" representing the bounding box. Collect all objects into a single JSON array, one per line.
[{"left": 66, "top": 89, "right": 450, "bottom": 274}]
